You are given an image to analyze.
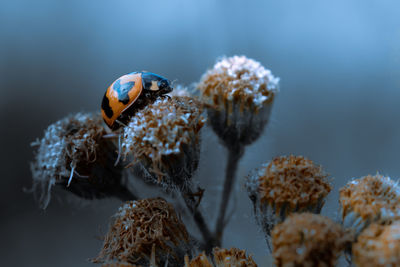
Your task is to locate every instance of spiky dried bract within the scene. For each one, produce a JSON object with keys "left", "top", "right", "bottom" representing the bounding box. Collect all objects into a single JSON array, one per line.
[
  {"left": 187, "top": 248, "right": 257, "bottom": 267},
  {"left": 339, "top": 174, "right": 400, "bottom": 235},
  {"left": 122, "top": 97, "right": 205, "bottom": 190},
  {"left": 30, "top": 113, "right": 127, "bottom": 208},
  {"left": 353, "top": 221, "right": 400, "bottom": 267},
  {"left": 94, "top": 198, "right": 192, "bottom": 267},
  {"left": 246, "top": 155, "right": 331, "bottom": 238},
  {"left": 272, "top": 213, "right": 347, "bottom": 267},
  {"left": 187, "top": 252, "right": 213, "bottom": 267},
  {"left": 197, "top": 55, "right": 279, "bottom": 147}
]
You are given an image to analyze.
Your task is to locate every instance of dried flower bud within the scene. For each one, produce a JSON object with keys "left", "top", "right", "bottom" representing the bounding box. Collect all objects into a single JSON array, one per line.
[
  {"left": 245, "top": 155, "right": 332, "bottom": 241},
  {"left": 30, "top": 113, "right": 134, "bottom": 208},
  {"left": 94, "top": 198, "right": 192, "bottom": 267},
  {"left": 186, "top": 247, "right": 257, "bottom": 267},
  {"left": 272, "top": 213, "right": 348, "bottom": 267},
  {"left": 197, "top": 55, "right": 279, "bottom": 147},
  {"left": 353, "top": 221, "right": 400, "bottom": 267},
  {"left": 339, "top": 174, "right": 400, "bottom": 236},
  {"left": 122, "top": 96, "right": 205, "bottom": 191}
]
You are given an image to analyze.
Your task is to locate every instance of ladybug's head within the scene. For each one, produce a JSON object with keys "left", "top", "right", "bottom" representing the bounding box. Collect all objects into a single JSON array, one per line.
[
  {"left": 157, "top": 77, "right": 173, "bottom": 94},
  {"left": 142, "top": 72, "right": 173, "bottom": 95}
]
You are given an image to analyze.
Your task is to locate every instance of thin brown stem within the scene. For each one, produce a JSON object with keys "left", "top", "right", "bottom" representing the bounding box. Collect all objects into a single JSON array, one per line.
[
  {"left": 181, "top": 189, "right": 215, "bottom": 253},
  {"left": 214, "top": 144, "right": 244, "bottom": 246}
]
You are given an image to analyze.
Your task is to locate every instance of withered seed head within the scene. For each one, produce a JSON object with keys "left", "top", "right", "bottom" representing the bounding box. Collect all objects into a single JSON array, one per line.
[
  {"left": 245, "top": 155, "right": 332, "bottom": 238},
  {"left": 339, "top": 174, "right": 400, "bottom": 235},
  {"left": 122, "top": 96, "right": 205, "bottom": 190},
  {"left": 353, "top": 221, "right": 400, "bottom": 267},
  {"left": 197, "top": 55, "right": 279, "bottom": 147},
  {"left": 186, "top": 247, "right": 257, "bottom": 267},
  {"left": 94, "top": 198, "right": 192, "bottom": 267},
  {"left": 272, "top": 213, "right": 348, "bottom": 267},
  {"left": 30, "top": 113, "right": 129, "bottom": 208}
]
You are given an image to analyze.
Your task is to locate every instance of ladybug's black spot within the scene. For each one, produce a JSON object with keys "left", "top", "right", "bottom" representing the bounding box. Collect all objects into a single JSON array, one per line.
[
  {"left": 113, "top": 79, "right": 135, "bottom": 104},
  {"left": 101, "top": 95, "right": 114, "bottom": 118}
]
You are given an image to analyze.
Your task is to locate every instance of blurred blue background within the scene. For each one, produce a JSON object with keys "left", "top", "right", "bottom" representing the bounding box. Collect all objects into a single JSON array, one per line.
[{"left": 1, "top": 0, "right": 400, "bottom": 266}]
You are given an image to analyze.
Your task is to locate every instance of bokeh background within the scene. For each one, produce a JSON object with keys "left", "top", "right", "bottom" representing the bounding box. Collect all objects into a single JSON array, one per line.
[{"left": 2, "top": 0, "right": 400, "bottom": 266}]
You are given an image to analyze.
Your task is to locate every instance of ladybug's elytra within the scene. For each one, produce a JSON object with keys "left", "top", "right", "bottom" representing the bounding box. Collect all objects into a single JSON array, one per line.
[{"left": 101, "top": 71, "right": 173, "bottom": 130}]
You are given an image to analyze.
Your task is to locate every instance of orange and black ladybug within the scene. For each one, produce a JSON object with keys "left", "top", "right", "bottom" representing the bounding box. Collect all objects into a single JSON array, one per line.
[{"left": 101, "top": 72, "right": 173, "bottom": 130}]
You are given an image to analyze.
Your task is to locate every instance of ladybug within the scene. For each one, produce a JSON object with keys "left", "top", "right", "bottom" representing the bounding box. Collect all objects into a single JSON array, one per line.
[{"left": 101, "top": 71, "right": 173, "bottom": 130}]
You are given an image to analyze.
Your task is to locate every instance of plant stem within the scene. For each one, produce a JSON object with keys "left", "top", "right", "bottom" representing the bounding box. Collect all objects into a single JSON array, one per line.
[
  {"left": 214, "top": 144, "right": 244, "bottom": 246},
  {"left": 181, "top": 189, "right": 214, "bottom": 252}
]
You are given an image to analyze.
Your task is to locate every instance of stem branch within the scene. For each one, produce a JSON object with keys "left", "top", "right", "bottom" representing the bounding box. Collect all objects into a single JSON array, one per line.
[{"left": 181, "top": 189, "right": 214, "bottom": 252}]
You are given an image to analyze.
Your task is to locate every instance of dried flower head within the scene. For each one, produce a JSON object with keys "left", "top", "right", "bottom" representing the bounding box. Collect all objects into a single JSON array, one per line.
[
  {"left": 30, "top": 113, "right": 132, "bottom": 208},
  {"left": 122, "top": 96, "right": 205, "bottom": 190},
  {"left": 272, "top": 213, "right": 348, "bottom": 267},
  {"left": 339, "top": 174, "right": 400, "bottom": 235},
  {"left": 353, "top": 221, "right": 400, "bottom": 267},
  {"left": 245, "top": 155, "right": 332, "bottom": 240},
  {"left": 197, "top": 55, "right": 279, "bottom": 147},
  {"left": 94, "top": 198, "right": 192, "bottom": 266},
  {"left": 186, "top": 247, "right": 257, "bottom": 267}
]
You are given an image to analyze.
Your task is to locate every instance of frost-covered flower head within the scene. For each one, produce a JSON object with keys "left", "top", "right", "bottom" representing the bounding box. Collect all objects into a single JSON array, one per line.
[
  {"left": 353, "top": 221, "right": 400, "bottom": 267},
  {"left": 94, "top": 198, "right": 192, "bottom": 267},
  {"left": 122, "top": 96, "right": 205, "bottom": 190},
  {"left": 30, "top": 113, "right": 131, "bottom": 208},
  {"left": 245, "top": 155, "right": 332, "bottom": 242},
  {"left": 272, "top": 213, "right": 348, "bottom": 267},
  {"left": 186, "top": 247, "right": 257, "bottom": 267},
  {"left": 339, "top": 174, "right": 400, "bottom": 235},
  {"left": 197, "top": 55, "right": 279, "bottom": 147}
]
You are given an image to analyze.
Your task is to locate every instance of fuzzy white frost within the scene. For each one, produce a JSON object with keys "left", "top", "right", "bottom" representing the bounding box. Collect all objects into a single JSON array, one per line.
[
  {"left": 213, "top": 55, "right": 279, "bottom": 107},
  {"left": 30, "top": 113, "right": 102, "bottom": 208},
  {"left": 122, "top": 98, "right": 205, "bottom": 159}
]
